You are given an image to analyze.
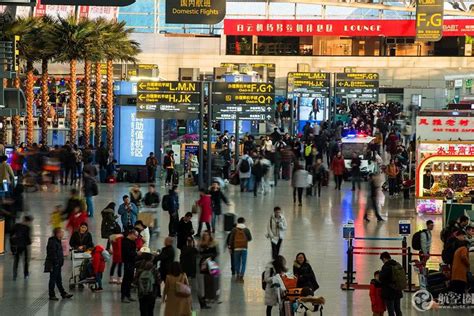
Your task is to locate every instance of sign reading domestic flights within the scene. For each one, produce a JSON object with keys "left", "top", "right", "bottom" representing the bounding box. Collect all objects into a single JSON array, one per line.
[
  {"left": 136, "top": 81, "right": 201, "bottom": 119},
  {"left": 166, "top": 0, "right": 225, "bottom": 24},
  {"left": 335, "top": 73, "right": 379, "bottom": 100},
  {"left": 416, "top": 0, "right": 444, "bottom": 42},
  {"left": 212, "top": 82, "right": 275, "bottom": 121},
  {"left": 287, "top": 72, "right": 330, "bottom": 98}
]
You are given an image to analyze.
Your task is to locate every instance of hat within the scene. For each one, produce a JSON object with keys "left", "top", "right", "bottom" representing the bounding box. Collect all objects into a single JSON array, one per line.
[{"left": 140, "top": 247, "right": 151, "bottom": 254}]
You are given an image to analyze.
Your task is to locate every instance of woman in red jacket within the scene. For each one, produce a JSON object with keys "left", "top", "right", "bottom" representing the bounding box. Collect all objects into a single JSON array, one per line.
[
  {"left": 369, "top": 271, "right": 386, "bottom": 316},
  {"left": 109, "top": 233, "right": 123, "bottom": 284},
  {"left": 330, "top": 152, "right": 346, "bottom": 190},
  {"left": 91, "top": 244, "right": 110, "bottom": 292},
  {"left": 195, "top": 188, "right": 213, "bottom": 237},
  {"left": 67, "top": 206, "right": 87, "bottom": 235}
]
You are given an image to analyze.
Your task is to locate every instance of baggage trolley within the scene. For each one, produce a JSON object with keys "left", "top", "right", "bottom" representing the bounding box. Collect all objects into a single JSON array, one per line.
[{"left": 68, "top": 250, "right": 94, "bottom": 290}]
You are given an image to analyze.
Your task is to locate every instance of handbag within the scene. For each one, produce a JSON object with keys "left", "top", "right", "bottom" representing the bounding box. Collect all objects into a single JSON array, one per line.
[
  {"left": 175, "top": 275, "right": 191, "bottom": 297},
  {"left": 44, "top": 259, "right": 53, "bottom": 273},
  {"left": 192, "top": 204, "right": 199, "bottom": 214},
  {"left": 207, "top": 259, "right": 221, "bottom": 276}
]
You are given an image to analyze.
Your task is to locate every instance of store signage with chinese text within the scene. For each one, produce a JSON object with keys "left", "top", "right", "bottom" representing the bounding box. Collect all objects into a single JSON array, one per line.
[
  {"left": 417, "top": 116, "right": 474, "bottom": 141},
  {"left": 335, "top": 73, "right": 379, "bottom": 100},
  {"left": 212, "top": 82, "right": 275, "bottom": 121},
  {"left": 287, "top": 72, "right": 330, "bottom": 98},
  {"left": 416, "top": 0, "right": 444, "bottom": 42},
  {"left": 166, "top": 0, "right": 225, "bottom": 24},
  {"left": 224, "top": 19, "right": 474, "bottom": 37},
  {"left": 41, "top": 0, "right": 134, "bottom": 6},
  {"left": 136, "top": 81, "right": 201, "bottom": 119}
]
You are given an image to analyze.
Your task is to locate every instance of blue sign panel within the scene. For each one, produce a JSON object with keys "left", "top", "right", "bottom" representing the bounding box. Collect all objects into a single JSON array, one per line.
[{"left": 117, "top": 106, "right": 155, "bottom": 165}]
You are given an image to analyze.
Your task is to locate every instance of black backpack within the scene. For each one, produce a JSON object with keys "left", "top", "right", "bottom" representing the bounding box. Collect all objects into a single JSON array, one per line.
[
  {"left": 411, "top": 229, "right": 427, "bottom": 251},
  {"left": 162, "top": 194, "right": 170, "bottom": 211},
  {"left": 239, "top": 158, "right": 250, "bottom": 173}
]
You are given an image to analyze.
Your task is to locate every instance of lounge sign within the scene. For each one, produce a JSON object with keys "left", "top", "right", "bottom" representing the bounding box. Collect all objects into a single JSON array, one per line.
[
  {"left": 416, "top": 0, "right": 444, "bottom": 42},
  {"left": 166, "top": 0, "right": 225, "bottom": 24}
]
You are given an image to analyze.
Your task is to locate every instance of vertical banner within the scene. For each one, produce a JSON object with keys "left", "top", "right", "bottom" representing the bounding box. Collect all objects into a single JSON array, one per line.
[{"left": 416, "top": 0, "right": 444, "bottom": 42}]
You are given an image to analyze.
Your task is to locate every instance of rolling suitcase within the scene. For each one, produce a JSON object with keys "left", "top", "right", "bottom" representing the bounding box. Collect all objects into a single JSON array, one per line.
[
  {"left": 224, "top": 213, "right": 236, "bottom": 232},
  {"left": 172, "top": 170, "right": 179, "bottom": 185}
]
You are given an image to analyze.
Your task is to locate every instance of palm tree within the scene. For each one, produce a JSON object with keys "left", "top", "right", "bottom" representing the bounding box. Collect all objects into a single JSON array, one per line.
[
  {"left": 50, "top": 16, "right": 95, "bottom": 144},
  {"left": 32, "top": 16, "right": 58, "bottom": 145},
  {"left": 5, "top": 17, "right": 41, "bottom": 145},
  {"left": 101, "top": 20, "right": 140, "bottom": 151}
]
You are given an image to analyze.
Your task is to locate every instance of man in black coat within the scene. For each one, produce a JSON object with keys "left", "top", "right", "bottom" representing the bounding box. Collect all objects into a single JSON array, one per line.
[
  {"left": 11, "top": 215, "right": 33, "bottom": 280},
  {"left": 379, "top": 252, "right": 403, "bottom": 316},
  {"left": 46, "top": 228, "right": 73, "bottom": 300},
  {"left": 177, "top": 212, "right": 194, "bottom": 250},
  {"left": 121, "top": 229, "right": 139, "bottom": 303},
  {"left": 154, "top": 237, "right": 176, "bottom": 282}
]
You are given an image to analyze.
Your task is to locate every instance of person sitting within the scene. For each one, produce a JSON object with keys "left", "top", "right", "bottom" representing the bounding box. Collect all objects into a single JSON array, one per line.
[
  {"left": 69, "top": 222, "right": 94, "bottom": 251},
  {"left": 294, "top": 287, "right": 325, "bottom": 315}
]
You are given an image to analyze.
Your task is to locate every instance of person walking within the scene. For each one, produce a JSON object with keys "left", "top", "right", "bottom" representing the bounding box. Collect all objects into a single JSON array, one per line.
[
  {"left": 364, "top": 173, "right": 384, "bottom": 222},
  {"left": 209, "top": 181, "right": 229, "bottom": 233},
  {"left": 350, "top": 152, "right": 362, "bottom": 191},
  {"left": 331, "top": 152, "right": 345, "bottom": 190},
  {"left": 118, "top": 195, "right": 138, "bottom": 229},
  {"left": 451, "top": 238, "right": 470, "bottom": 294},
  {"left": 177, "top": 212, "right": 194, "bottom": 250},
  {"left": 237, "top": 153, "right": 253, "bottom": 192},
  {"left": 101, "top": 202, "right": 119, "bottom": 250},
  {"left": 121, "top": 229, "right": 139, "bottom": 303},
  {"left": 293, "top": 252, "right": 319, "bottom": 291},
  {"left": 379, "top": 252, "right": 404, "bottom": 316},
  {"left": 163, "top": 186, "right": 180, "bottom": 237},
  {"left": 264, "top": 255, "right": 288, "bottom": 316},
  {"left": 310, "top": 158, "right": 326, "bottom": 197},
  {"left": 163, "top": 150, "right": 175, "bottom": 186},
  {"left": 83, "top": 170, "right": 98, "bottom": 217},
  {"left": 0, "top": 155, "right": 15, "bottom": 189},
  {"left": 136, "top": 248, "right": 160, "bottom": 316},
  {"left": 292, "top": 165, "right": 309, "bottom": 206},
  {"left": 228, "top": 217, "right": 252, "bottom": 283},
  {"left": 154, "top": 237, "right": 176, "bottom": 298},
  {"left": 420, "top": 220, "right": 434, "bottom": 263},
  {"left": 266, "top": 207, "right": 287, "bottom": 259},
  {"left": 45, "top": 228, "right": 73, "bottom": 300},
  {"left": 195, "top": 189, "right": 213, "bottom": 237},
  {"left": 146, "top": 152, "right": 158, "bottom": 183},
  {"left": 163, "top": 262, "right": 193, "bottom": 316},
  {"left": 10, "top": 215, "right": 33, "bottom": 280},
  {"left": 386, "top": 159, "right": 400, "bottom": 197}
]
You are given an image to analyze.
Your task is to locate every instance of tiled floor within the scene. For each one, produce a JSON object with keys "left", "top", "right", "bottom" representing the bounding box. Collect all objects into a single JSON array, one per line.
[{"left": 0, "top": 179, "right": 467, "bottom": 315}]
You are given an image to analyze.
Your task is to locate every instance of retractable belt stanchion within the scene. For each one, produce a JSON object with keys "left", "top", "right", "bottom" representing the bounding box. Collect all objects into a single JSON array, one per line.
[{"left": 342, "top": 239, "right": 355, "bottom": 291}]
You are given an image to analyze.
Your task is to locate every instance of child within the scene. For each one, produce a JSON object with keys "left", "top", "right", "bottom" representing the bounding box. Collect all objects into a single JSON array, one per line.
[
  {"left": 50, "top": 205, "right": 63, "bottom": 230},
  {"left": 369, "top": 270, "right": 386, "bottom": 316},
  {"left": 109, "top": 233, "right": 123, "bottom": 284},
  {"left": 91, "top": 244, "right": 111, "bottom": 292}
]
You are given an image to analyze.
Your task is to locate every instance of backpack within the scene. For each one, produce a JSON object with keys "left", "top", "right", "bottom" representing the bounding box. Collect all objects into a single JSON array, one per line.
[
  {"left": 239, "top": 158, "right": 250, "bottom": 173},
  {"left": 440, "top": 225, "right": 454, "bottom": 243},
  {"left": 304, "top": 145, "right": 312, "bottom": 157},
  {"left": 391, "top": 262, "right": 407, "bottom": 291},
  {"left": 411, "top": 229, "right": 427, "bottom": 251},
  {"left": 261, "top": 268, "right": 274, "bottom": 290},
  {"left": 79, "top": 258, "right": 92, "bottom": 280},
  {"left": 138, "top": 270, "right": 156, "bottom": 297},
  {"left": 442, "top": 241, "right": 458, "bottom": 264},
  {"left": 233, "top": 228, "right": 248, "bottom": 249},
  {"left": 162, "top": 194, "right": 170, "bottom": 211}
]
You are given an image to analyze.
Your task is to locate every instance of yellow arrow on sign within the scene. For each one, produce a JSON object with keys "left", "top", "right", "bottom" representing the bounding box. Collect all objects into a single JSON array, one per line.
[
  {"left": 138, "top": 82, "right": 147, "bottom": 90},
  {"left": 265, "top": 96, "right": 273, "bottom": 103},
  {"left": 138, "top": 94, "right": 146, "bottom": 101},
  {"left": 266, "top": 84, "right": 274, "bottom": 92}
]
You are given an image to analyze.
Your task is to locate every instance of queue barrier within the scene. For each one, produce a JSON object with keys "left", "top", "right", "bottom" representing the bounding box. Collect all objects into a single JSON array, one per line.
[{"left": 341, "top": 237, "right": 442, "bottom": 292}]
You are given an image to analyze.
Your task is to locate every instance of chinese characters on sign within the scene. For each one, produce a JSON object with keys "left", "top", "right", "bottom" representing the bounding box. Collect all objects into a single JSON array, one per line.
[
  {"left": 130, "top": 112, "right": 145, "bottom": 159},
  {"left": 416, "top": 0, "right": 444, "bottom": 42},
  {"left": 335, "top": 73, "right": 379, "bottom": 100},
  {"left": 417, "top": 116, "right": 474, "bottom": 141},
  {"left": 166, "top": 0, "right": 226, "bottom": 24},
  {"left": 287, "top": 72, "right": 331, "bottom": 98}
]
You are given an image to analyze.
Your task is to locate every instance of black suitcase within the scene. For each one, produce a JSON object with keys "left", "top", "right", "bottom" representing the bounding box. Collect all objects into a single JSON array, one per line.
[
  {"left": 136, "top": 168, "right": 147, "bottom": 183},
  {"left": 224, "top": 213, "right": 236, "bottom": 231},
  {"left": 172, "top": 170, "right": 179, "bottom": 185},
  {"left": 204, "top": 274, "right": 218, "bottom": 300}
]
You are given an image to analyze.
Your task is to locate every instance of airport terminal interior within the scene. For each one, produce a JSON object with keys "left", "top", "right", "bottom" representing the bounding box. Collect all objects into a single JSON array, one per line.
[{"left": 1, "top": 0, "right": 474, "bottom": 315}]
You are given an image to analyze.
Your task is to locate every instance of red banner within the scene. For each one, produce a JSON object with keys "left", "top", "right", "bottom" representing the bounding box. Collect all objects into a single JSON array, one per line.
[{"left": 224, "top": 19, "right": 474, "bottom": 37}]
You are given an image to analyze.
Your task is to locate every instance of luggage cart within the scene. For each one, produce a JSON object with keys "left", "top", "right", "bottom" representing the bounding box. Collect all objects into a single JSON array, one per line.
[{"left": 68, "top": 250, "right": 94, "bottom": 290}]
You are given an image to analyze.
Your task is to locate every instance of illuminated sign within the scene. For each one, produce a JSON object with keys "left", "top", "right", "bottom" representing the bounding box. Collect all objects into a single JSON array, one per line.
[
  {"left": 220, "top": 63, "right": 276, "bottom": 83},
  {"left": 166, "top": 0, "right": 225, "bottom": 24},
  {"left": 335, "top": 73, "right": 379, "bottom": 100},
  {"left": 417, "top": 116, "right": 474, "bottom": 140},
  {"left": 416, "top": 0, "right": 444, "bottom": 42},
  {"left": 41, "top": 0, "right": 134, "bottom": 5},
  {"left": 136, "top": 81, "right": 201, "bottom": 119},
  {"left": 288, "top": 72, "right": 330, "bottom": 98},
  {"left": 224, "top": 19, "right": 474, "bottom": 37},
  {"left": 126, "top": 64, "right": 159, "bottom": 78}
]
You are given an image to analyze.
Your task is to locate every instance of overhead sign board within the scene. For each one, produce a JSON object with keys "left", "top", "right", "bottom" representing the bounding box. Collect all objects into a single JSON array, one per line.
[
  {"left": 136, "top": 81, "right": 201, "bottom": 119},
  {"left": 416, "top": 0, "right": 444, "bottom": 42},
  {"left": 165, "top": 0, "right": 225, "bottom": 24},
  {"left": 212, "top": 82, "right": 275, "bottom": 121},
  {"left": 127, "top": 64, "right": 159, "bottom": 78},
  {"left": 335, "top": 73, "right": 379, "bottom": 101},
  {"left": 41, "top": 0, "right": 135, "bottom": 5},
  {"left": 220, "top": 63, "right": 276, "bottom": 83},
  {"left": 287, "top": 72, "right": 331, "bottom": 98}
]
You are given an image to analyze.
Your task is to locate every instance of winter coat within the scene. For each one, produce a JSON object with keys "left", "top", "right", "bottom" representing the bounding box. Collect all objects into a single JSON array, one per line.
[
  {"left": 92, "top": 245, "right": 107, "bottom": 274},
  {"left": 293, "top": 261, "right": 319, "bottom": 291},
  {"left": 177, "top": 218, "right": 194, "bottom": 250},
  {"left": 180, "top": 245, "right": 198, "bottom": 278},
  {"left": 110, "top": 234, "right": 123, "bottom": 264},
  {"left": 101, "top": 208, "right": 119, "bottom": 239},
  {"left": 209, "top": 189, "right": 229, "bottom": 216},
  {"left": 46, "top": 236, "right": 64, "bottom": 268},
  {"left": 69, "top": 231, "right": 94, "bottom": 250},
  {"left": 121, "top": 237, "right": 137, "bottom": 266},
  {"left": 263, "top": 263, "right": 279, "bottom": 306},
  {"left": 266, "top": 214, "right": 288, "bottom": 243},
  {"left": 369, "top": 279, "right": 386, "bottom": 313},
  {"left": 163, "top": 273, "right": 192, "bottom": 316},
  {"left": 228, "top": 223, "right": 252, "bottom": 250},
  {"left": 292, "top": 169, "right": 309, "bottom": 188},
  {"left": 237, "top": 155, "right": 253, "bottom": 179},
  {"left": 331, "top": 157, "right": 345, "bottom": 176},
  {"left": 386, "top": 164, "right": 399, "bottom": 178},
  {"left": 66, "top": 211, "right": 87, "bottom": 233},
  {"left": 83, "top": 175, "right": 98, "bottom": 197},
  {"left": 155, "top": 245, "right": 176, "bottom": 280},
  {"left": 379, "top": 259, "right": 403, "bottom": 300},
  {"left": 118, "top": 202, "right": 138, "bottom": 228},
  {"left": 452, "top": 246, "right": 470, "bottom": 282},
  {"left": 196, "top": 194, "right": 212, "bottom": 223}
]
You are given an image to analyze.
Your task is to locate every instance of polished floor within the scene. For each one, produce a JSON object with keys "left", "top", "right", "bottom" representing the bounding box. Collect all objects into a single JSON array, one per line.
[{"left": 0, "top": 177, "right": 466, "bottom": 315}]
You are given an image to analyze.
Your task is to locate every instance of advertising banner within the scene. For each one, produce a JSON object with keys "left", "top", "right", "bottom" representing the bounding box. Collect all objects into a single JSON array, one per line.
[
  {"left": 416, "top": 0, "right": 444, "bottom": 42},
  {"left": 416, "top": 116, "right": 474, "bottom": 141},
  {"left": 224, "top": 19, "right": 474, "bottom": 37},
  {"left": 166, "top": 0, "right": 225, "bottom": 24}
]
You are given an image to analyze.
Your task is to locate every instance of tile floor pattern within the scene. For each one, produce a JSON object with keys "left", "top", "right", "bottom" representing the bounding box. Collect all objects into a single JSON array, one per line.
[{"left": 0, "top": 180, "right": 468, "bottom": 315}]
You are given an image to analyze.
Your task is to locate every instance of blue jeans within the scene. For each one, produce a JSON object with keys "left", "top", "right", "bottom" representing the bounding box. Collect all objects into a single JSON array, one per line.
[
  {"left": 233, "top": 249, "right": 248, "bottom": 277},
  {"left": 86, "top": 196, "right": 94, "bottom": 217},
  {"left": 240, "top": 178, "right": 249, "bottom": 192},
  {"left": 211, "top": 213, "right": 220, "bottom": 232},
  {"left": 95, "top": 272, "right": 103, "bottom": 288}
]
